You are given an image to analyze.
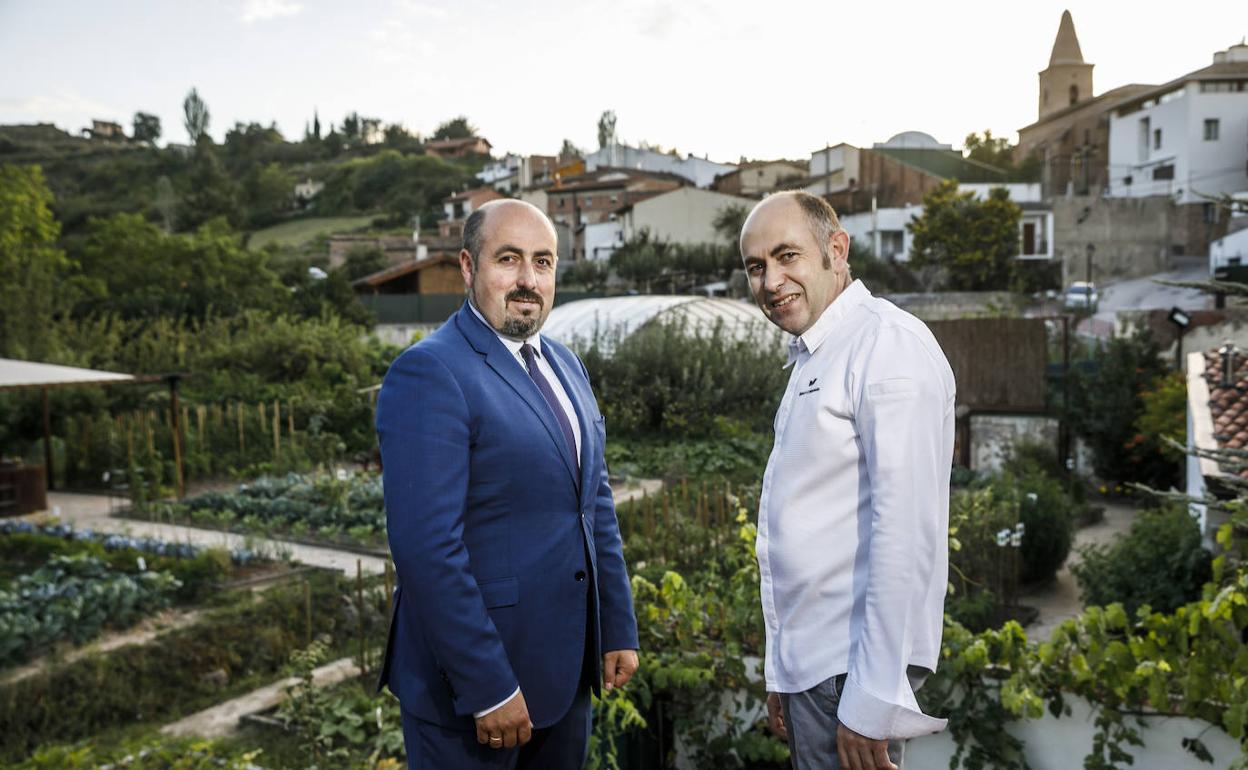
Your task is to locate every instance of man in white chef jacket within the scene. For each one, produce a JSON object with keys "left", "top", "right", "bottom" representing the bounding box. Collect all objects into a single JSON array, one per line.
[{"left": 739, "top": 191, "right": 955, "bottom": 770}]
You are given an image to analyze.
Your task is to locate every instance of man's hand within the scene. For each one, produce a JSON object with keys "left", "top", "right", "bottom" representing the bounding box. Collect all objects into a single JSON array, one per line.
[
  {"left": 602, "top": 649, "right": 639, "bottom": 691},
  {"left": 837, "top": 722, "right": 897, "bottom": 770},
  {"left": 766, "top": 692, "right": 787, "bottom": 741},
  {"left": 474, "top": 691, "right": 532, "bottom": 750}
]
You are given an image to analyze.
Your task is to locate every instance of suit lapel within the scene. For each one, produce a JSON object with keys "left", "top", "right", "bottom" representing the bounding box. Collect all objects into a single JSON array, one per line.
[
  {"left": 455, "top": 305, "right": 579, "bottom": 487},
  {"left": 543, "top": 341, "right": 596, "bottom": 501}
]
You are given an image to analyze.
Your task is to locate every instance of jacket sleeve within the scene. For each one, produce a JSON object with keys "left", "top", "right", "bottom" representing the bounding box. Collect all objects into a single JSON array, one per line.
[
  {"left": 376, "top": 345, "right": 519, "bottom": 716},
  {"left": 578, "top": 356, "right": 639, "bottom": 653},
  {"left": 837, "top": 325, "right": 950, "bottom": 740}
]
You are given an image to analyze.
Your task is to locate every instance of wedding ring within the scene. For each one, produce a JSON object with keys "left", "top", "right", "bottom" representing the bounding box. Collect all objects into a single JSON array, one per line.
[{"left": 489, "top": 736, "right": 502, "bottom": 745}]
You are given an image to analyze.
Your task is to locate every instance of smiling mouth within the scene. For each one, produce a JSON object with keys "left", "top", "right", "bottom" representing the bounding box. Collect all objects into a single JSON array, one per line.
[{"left": 768, "top": 294, "right": 800, "bottom": 310}]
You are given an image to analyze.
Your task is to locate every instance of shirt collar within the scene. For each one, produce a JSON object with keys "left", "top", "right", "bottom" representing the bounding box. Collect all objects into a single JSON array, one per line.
[
  {"left": 468, "top": 299, "right": 543, "bottom": 358},
  {"left": 785, "top": 279, "right": 870, "bottom": 367}
]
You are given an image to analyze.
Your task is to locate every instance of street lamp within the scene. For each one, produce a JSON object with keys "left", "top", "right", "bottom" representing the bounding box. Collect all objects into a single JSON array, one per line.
[{"left": 1168, "top": 307, "right": 1191, "bottom": 372}]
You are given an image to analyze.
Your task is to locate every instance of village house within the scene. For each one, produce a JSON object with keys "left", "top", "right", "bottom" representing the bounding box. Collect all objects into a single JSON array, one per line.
[
  {"left": 1106, "top": 42, "right": 1248, "bottom": 256},
  {"left": 711, "top": 159, "right": 807, "bottom": 198},
  {"left": 425, "top": 136, "right": 492, "bottom": 159}
]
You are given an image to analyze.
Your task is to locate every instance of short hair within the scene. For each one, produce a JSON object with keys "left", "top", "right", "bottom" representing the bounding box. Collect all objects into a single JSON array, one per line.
[
  {"left": 789, "top": 191, "right": 842, "bottom": 269},
  {"left": 462, "top": 206, "right": 489, "bottom": 267}
]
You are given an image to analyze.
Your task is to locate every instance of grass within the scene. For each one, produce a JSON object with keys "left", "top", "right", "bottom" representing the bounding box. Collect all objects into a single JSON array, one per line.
[{"left": 248, "top": 216, "right": 376, "bottom": 249}]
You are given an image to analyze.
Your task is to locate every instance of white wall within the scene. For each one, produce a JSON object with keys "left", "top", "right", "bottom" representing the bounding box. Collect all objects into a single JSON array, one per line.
[
  {"left": 585, "top": 144, "right": 735, "bottom": 188},
  {"left": 584, "top": 220, "right": 623, "bottom": 261},
  {"left": 841, "top": 205, "right": 922, "bottom": 261},
  {"left": 1109, "top": 84, "right": 1248, "bottom": 204},
  {"left": 960, "top": 182, "right": 1044, "bottom": 203},
  {"left": 1211, "top": 226, "right": 1248, "bottom": 270},
  {"left": 623, "top": 187, "right": 753, "bottom": 246}
]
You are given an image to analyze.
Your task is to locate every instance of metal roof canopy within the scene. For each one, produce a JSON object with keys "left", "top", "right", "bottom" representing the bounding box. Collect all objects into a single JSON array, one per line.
[
  {"left": 0, "top": 359, "right": 185, "bottom": 497},
  {"left": 0, "top": 358, "right": 151, "bottom": 391}
]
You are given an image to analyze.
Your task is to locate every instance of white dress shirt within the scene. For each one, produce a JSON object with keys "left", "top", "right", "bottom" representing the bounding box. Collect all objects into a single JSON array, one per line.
[
  {"left": 756, "top": 280, "right": 954, "bottom": 740},
  {"left": 467, "top": 300, "right": 582, "bottom": 717}
]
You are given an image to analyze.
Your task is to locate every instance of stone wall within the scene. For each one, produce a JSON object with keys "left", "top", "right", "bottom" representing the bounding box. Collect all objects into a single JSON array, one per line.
[{"left": 1050, "top": 195, "right": 1176, "bottom": 284}]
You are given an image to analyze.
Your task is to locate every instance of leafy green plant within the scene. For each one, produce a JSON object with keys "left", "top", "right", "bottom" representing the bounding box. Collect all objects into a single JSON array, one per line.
[
  {"left": 0, "top": 553, "right": 181, "bottom": 667},
  {"left": 1072, "top": 504, "right": 1212, "bottom": 615}
]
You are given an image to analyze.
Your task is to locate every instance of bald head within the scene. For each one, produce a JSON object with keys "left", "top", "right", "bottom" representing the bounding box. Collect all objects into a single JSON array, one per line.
[
  {"left": 463, "top": 199, "right": 557, "bottom": 268},
  {"left": 741, "top": 191, "right": 842, "bottom": 269}
]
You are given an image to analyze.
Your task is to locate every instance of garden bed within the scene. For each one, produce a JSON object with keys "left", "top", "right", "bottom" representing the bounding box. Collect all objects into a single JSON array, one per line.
[{"left": 120, "top": 471, "right": 389, "bottom": 555}]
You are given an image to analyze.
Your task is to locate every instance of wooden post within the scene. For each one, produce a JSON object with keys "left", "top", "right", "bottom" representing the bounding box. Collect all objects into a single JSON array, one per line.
[
  {"left": 273, "top": 400, "right": 281, "bottom": 456},
  {"left": 168, "top": 376, "right": 185, "bottom": 499},
  {"left": 41, "top": 386, "right": 53, "bottom": 491},
  {"left": 237, "top": 403, "right": 245, "bottom": 455}
]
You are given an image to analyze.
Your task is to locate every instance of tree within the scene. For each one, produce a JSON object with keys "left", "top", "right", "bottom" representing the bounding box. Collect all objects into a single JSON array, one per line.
[
  {"left": 383, "top": 123, "right": 421, "bottom": 152},
  {"left": 75, "top": 214, "right": 286, "bottom": 320},
  {"left": 559, "top": 139, "right": 581, "bottom": 162},
  {"left": 963, "top": 130, "right": 1014, "bottom": 170},
  {"left": 1065, "top": 326, "right": 1174, "bottom": 487},
  {"left": 183, "top": 87, "right": 211, "bottom": 145},
  {"left": 0, "top": 165, "right": 72, "bottom": 359},
  {"left": 597, "top": 110, "right": 617, "bottom": 149},
  {"left": 562, "top": 259, "right": 609, "bottom": 292},
  {"left": 242, "top": 163, "right": 295, "bottom": 227},
  {"left": 712, "top": 204, "right": 748, "bottom": 244},
  {"left": 132, "top": 112, "right": 161, "bottom": 144},
  {"left": 341, "top": 112, "right": 361, "bottom": 141},
  {"left": 153, "top": 175, "right": 177, "bottom": 232},
  {"left": 432, "top": 117, "right": 476, "bottom": 141},
  {"left": 907, "top": 180, "right": 1022, "bottom": 291},
  {"left": 179, "top": 147, "right": 243, "bottom": 229},
  {"left": 340, "top": 246, "right": 387, "bottom": 282}
]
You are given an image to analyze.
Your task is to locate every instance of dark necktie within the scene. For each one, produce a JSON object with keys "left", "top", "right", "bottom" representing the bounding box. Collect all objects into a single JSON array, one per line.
[{"left": 520, "top": 343, "right": 578, "bottom": 464}]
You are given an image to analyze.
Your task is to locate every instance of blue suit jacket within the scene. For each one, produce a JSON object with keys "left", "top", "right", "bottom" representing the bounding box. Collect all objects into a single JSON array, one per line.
[{"left": 375, "top": 302, "right": 639, "bottom": 729}]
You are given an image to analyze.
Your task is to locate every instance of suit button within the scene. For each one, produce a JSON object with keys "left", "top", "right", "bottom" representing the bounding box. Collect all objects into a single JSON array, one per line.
[{"left": 574, "top": 570, "right": 587, "bottom": 582}]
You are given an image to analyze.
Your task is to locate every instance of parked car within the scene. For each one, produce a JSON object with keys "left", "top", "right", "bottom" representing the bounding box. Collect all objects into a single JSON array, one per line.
[{"left": 1063, "top": 281, "right": 1099, "bottom": 310}]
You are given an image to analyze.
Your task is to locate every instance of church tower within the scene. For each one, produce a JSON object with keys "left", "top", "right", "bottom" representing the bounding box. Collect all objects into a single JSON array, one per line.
[{"left": 1038, "top": 10, "right": 1094, "bottom": 120}]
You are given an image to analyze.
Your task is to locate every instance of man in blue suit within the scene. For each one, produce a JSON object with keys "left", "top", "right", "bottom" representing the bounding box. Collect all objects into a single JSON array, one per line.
[{"left": 376, "top": 199, "right": 640, "bottom": 769}]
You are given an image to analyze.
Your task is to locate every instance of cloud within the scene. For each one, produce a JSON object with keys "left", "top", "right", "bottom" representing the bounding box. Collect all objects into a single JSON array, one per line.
[{"left": 240, "top": 0, "right": 303, "bottom": 24}]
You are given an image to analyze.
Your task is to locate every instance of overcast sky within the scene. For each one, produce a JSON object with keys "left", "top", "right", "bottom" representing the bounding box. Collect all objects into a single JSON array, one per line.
[{"left": 2, "top": 1, "right": 1245, "bottom": 162}]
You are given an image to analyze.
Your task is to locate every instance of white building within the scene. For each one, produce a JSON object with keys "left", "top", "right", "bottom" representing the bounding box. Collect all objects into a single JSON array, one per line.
[
  {"left": 585, "top": 143, "right": 736, "bottom": 189},
  {"left": 475, "top": 154, "right": 558, "bottom": 194},
  {"left": 839, "top": 183, "right": 1054, "bottom": 262},
  {"left": 1107, "top": 43, "right": 1248, "bottom": 206},
  {"left": 580, "top": 187, "right": 753, "bottom": 261}
]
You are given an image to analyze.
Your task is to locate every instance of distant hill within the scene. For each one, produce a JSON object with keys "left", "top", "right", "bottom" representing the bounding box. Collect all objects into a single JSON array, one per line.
[{"left": 0, "top": 121, "right": 485, "bottom": 255}]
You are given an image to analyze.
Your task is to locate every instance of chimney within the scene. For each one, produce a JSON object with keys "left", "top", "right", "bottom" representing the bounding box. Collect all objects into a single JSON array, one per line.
[{"left": 1221, "top": 341, "right": 1237, "bottom": 388}]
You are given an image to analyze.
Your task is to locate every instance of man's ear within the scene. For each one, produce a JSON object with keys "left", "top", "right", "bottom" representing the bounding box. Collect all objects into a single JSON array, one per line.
[
  {"left": 829, "top": 230, "right": 851, "bottom": 269},
  {"left": 459, "top": 249, "right": 474, "bottom": 289}
]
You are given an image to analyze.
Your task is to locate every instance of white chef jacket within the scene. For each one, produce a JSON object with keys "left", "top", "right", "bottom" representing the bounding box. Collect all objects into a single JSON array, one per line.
[{"left": 756, "top": 279, "right": 954, "bottom": 740}]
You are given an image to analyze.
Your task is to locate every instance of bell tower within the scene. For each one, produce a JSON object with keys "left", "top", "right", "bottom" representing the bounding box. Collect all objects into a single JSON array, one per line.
[{"left": 1038, "top": 10, "right": 1094, "bottom": 119}]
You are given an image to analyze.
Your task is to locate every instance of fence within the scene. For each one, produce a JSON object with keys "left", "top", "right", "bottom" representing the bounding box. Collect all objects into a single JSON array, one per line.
[{"left": 53, "top": 400, "right": 328, "bottom": 497}]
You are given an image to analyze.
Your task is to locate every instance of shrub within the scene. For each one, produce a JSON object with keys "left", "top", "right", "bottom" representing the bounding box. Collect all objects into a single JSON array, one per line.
[
  {"left": 989, "top": 468, "right": 1076, "bottom": 585},
  {"left": 579, "top": 318, "right": 786, "bottom": 439},
  {"left": 1072, "top": 504, "right": 1212, "bottom": 615}
]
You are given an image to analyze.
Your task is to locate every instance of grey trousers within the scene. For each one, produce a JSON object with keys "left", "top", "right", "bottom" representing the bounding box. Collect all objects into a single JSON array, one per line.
[{"left": 779, "top": 667, "right": 929, "bottom": 770}]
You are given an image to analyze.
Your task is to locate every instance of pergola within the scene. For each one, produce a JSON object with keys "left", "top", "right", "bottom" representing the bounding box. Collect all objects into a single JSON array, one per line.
[{"left": 0, "top": 359, "right": 184, "bottom": 501}]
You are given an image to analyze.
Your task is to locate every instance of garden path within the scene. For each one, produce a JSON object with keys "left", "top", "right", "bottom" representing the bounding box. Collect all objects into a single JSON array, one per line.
[
  {"left": 160, "top": 656, "right": 361, "bottom": 739},
  {"left": 36, "top": 492, "right": 391, "bottom": 575},
  {"left": 35, "top": 479, "right": 662, "bottom": 578},
  {"left": 1020, "top": 498, "right": 1137, "bottom": 642}
]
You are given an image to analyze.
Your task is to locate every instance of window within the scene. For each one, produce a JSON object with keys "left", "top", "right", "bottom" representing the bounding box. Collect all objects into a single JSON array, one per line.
[
  {"left": 1153, "top": 128, "right": 1162, "bottom": 150},
  {"left": 1205, "top": 119, "right": 1221, "bottom": 141},
  {"left": 1138, "top": 118, "right": 1150, "bottom": 162},
  {"left": 610, "top": 194, "right": 618, "bottom": 204},
  {"left": 558, "top": 198, "right": 565, "bottom": 209},
  {"left": 1204, "top": 203, "right": 1220, "bottom": 224},
  {"left": 584, "top": 196, "right": 593, "bottom": 206},
  {"left": 1069, "top": 84, "right": 1079, "bottom": 105},
  {"left": 1153, "top": 165, "right": 1175, "bottom": 180},
  {"left": 1201, "top": 80, "right": 1248, "bottom": 93}
]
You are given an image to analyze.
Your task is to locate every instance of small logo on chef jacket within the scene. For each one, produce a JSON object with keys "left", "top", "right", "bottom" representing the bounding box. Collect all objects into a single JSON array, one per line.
[{"left": 799, "top": 377, "right": 820, "bottom": 396}]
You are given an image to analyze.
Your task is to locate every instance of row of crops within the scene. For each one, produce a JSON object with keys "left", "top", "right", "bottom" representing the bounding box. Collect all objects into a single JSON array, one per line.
[
  {"left": 137, "top": 472, "right": 386, "bottom": 551},
  {"left": 0, "top": 520, "right": 270, "bottom": 671}
]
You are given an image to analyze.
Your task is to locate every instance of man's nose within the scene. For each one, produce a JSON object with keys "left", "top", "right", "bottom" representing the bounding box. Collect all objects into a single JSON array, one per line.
[{"left": 516, "top": 260, "right": 538, "bottom": 288}]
